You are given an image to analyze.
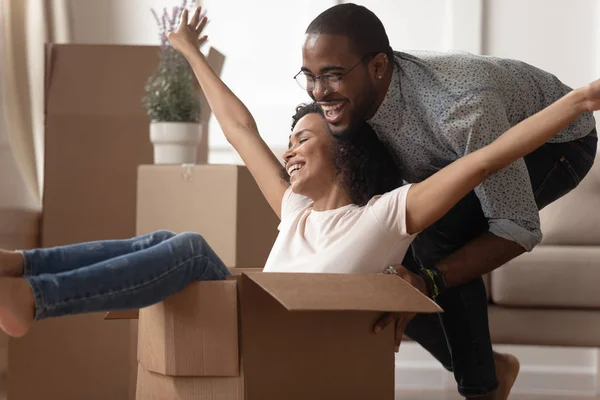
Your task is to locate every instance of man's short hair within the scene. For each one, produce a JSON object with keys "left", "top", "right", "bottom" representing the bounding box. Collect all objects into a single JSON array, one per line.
[{"left": 306, "top": 3, "right": 393, "bottom": 59}]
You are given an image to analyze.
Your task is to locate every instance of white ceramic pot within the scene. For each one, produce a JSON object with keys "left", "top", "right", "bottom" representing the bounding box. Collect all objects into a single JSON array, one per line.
[{"left": 150, "top": 122, "right": 203, "bottom": 164}]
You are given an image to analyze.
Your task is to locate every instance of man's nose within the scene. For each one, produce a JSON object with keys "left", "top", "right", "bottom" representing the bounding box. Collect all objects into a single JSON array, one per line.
[{"left": 311, "top": 79, "right": 329, "bottom": 100}]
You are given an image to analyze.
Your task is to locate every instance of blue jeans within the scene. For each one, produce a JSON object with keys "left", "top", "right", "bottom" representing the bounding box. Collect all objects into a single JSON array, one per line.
[
  {"left": 403, "top": 130, "right": 598, "bottom": 397},
  {"left": 22, "top": 230, "right": 230, "bottom": 320}
]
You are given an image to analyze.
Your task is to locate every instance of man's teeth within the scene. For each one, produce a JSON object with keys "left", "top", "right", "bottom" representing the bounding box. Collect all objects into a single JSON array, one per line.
[{"left": 321, "top": 103, "right": 343, "bottom": 113}]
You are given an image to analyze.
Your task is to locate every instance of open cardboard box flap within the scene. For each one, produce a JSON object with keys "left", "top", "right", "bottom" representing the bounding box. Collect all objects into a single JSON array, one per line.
[
  {"left": 105, "top": 271, "right": 441, "bottom": 320},
  {"left": 244, "top": 273, "right": 441, "bottom": 313}
]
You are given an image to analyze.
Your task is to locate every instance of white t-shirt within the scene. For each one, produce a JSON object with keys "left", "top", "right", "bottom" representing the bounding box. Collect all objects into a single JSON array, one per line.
[{"left": 263, "top": 184, "right": 415, "bottom": 274}]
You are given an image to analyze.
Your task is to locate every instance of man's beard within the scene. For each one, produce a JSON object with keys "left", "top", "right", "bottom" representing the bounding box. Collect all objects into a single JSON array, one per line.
[
  {"left": 331, "top": 89, "right": 377, "bottom": 140},
  {"left": 333, "top": 118, "right": 366, "bottom": 140}
]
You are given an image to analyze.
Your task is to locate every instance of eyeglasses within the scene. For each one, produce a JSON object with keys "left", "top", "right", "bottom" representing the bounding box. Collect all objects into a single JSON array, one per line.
[{"left": 293, "top": 54, "right": 374, "bottom": 93}]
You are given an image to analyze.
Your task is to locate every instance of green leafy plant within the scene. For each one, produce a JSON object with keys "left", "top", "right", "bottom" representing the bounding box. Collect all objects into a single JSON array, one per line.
[{"left": 142, "top": 1, "right": 201, "bottom": 123}]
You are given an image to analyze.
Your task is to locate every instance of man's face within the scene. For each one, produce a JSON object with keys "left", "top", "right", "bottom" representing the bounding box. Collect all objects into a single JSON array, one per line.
[{"left": 300, "top": 33, "right": 379, "bottom": 136}]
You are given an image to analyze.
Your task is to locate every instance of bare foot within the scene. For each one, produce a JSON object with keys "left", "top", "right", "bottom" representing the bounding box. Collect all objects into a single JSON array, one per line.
[
  {"left": 493, "top": 352, "right": 520, "bottom": 400},
  {"left": 0, "top": 277, "right": 35, "bottom": 337},
  {"left": 0, "top": 250, "right": 25, "bottom": 277},
  {"left": 470, "top": 353, "right": 520, "bottom": 399}
]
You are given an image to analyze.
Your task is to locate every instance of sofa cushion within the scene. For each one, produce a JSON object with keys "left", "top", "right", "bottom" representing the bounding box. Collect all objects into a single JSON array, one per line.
[
  {"left": 488, "top": 305, "right": 600, "bottom": 347},
  {"left": 491, "top": 246, "right": 600, "bottom": 308},
  {"left": 540, "top": 157, "right": 600, "bottom": 245}
]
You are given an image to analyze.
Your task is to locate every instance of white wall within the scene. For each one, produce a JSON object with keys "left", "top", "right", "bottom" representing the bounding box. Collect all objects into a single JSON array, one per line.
[
  {"left": 483, "top": 0, "right": 600, "bottom": 130},
  {"left": 68, "top": 0, "right": 600, "bottom": 396},
  {"left": 196, "top": 0, "right": 337, "bottom": 163},
  {"left": 483, "top": 0, "right": 598, "bottom": 89},
  {"left": 69, "top": 0, "right": 195, "bottom": 45}
]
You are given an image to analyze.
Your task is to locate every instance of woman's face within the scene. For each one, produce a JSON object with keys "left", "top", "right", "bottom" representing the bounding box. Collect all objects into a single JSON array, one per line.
[{"left": 282, "top": 113, "right": 339, "bottom": 198}]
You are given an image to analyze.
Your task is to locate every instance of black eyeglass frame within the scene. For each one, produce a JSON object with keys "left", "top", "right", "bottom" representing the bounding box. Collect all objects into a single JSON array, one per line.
[{"left": 293, "top": 53, "right": 378, "bottom": 93}]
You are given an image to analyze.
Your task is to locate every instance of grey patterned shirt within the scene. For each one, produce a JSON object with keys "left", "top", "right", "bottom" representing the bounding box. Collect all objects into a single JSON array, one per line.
[{"left": 368, "top": 50, "right": 596, "bottom": 251}]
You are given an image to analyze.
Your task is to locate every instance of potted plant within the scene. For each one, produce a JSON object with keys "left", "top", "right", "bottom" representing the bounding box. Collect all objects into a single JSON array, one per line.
[{"left": 142, "top": 1, "right": 203, "bottom": 164}]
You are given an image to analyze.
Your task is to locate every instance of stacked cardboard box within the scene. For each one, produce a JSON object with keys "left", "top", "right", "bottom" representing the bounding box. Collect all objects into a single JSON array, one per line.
[
  {"left": 135, "top": 164, "right": 279, "bottom": 267},
  {"left": 9, "top": 44, "right": 158, "bottom": 400},
  {"left": 131, "top": 271, "right": 440, "bottom": 400},
  {"left": 108, "top": 165, "right": 441, "bottom": 399}
]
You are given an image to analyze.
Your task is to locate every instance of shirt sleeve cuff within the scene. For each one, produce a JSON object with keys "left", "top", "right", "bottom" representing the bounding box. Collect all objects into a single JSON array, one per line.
[{"left": 488, "top": 219, "right": 542, "bottom": 252}]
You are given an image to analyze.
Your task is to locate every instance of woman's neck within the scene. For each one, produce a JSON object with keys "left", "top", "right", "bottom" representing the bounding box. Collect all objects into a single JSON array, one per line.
[{"left": 310, "top": 185, "right": 354, "bottom": 212}]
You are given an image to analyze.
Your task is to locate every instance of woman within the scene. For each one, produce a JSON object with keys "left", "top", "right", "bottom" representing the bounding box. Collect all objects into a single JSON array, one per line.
[{"left": 0, "top": 7, "right": 597, "bottom": 340}]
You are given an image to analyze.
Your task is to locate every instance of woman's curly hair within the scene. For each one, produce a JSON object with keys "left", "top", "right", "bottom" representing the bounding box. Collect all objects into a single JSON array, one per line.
[{"left": 285, "top": 103, "right": 403, "bottom": 206}]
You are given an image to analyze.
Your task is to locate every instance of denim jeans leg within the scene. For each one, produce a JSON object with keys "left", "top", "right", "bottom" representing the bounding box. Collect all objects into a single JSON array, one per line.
[
  {"left": 26, "top": 232, "right": 230, "bottom": 320},
  {"left": 525, "top": 130, "right": 597, "bottom": 207},
  {"left": 21, "top": 230, "right": 178, "bottom": 276}
]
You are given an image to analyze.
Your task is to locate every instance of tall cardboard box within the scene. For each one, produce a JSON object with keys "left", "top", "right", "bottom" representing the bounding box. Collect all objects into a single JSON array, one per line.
[
  {"left": 136, "top": 165, "right": 279, "bottom": 267},
  {"left": 8, "top": 44, "right": 158, "bottom": 400},
  {"left": 130, "top": 271, "right": 441, "bottom": 400}
]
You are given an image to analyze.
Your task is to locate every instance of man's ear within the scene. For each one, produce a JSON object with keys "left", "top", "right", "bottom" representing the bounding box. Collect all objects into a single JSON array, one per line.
[{"left": 371, "top": 53, "right": 389, "bottom": 79}]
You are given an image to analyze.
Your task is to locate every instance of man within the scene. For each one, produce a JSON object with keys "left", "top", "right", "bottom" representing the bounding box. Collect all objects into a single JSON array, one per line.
[{"left": 295, "top": 3, "right": 597, "bottom": 400}]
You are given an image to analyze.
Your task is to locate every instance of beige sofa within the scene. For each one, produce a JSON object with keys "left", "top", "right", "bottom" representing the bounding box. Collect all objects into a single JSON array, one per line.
[{"left": 487, "top": 156, "right": 600, "bottom": 347}]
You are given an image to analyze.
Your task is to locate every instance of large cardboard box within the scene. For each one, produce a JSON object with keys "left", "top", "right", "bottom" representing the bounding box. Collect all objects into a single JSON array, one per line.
[
  {"left": 120, "top": 270, "right": 441, "bottom": 400},
  {"left": 136, "top": 165, "right": 279, "bottom": 267},
  {"left": 8, "top": 44, "right": 159, "bottom": 400}
]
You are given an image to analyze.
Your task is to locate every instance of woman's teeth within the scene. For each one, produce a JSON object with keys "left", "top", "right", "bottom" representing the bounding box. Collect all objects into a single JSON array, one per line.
[{"left": 288, "top": 163, "right": 304, "bottom": 176}]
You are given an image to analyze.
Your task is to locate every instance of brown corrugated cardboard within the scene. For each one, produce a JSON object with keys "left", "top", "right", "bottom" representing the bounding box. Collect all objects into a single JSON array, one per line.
[
  {"left": 239, "top": 273, "right": 439, "bottom": 400},
  {"left": 130, "top": 272, "right": 441, "bottom": 400},
  {"left": 246, "top": 272, "right": 439, "bottom": 312},
  {"left": 8, "top": 44, "right": 158, "bottom": 400},
  {"left": 136, "top": 362, "right": 244, "bottom": 400},
  {"left": 138, "top": 280, "right": 239, "bottom": 377},
  {"left": 105, "top": 309, "right": 142, "bottom": 320},
  {"left": 42, "top": 44, "right": 155, "bottom": 245},
  {"left": 136, "top": 165, "right": 279, "bottom": 268}
]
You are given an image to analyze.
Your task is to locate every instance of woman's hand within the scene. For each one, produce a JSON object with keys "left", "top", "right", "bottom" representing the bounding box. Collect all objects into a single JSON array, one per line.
[{"left": 167, "top": 6, "right": 208, "bottom": 58}]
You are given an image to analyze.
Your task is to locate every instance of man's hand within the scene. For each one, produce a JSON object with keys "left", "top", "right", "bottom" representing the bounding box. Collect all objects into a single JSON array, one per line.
[
  {"left": 374, "top": 265, "right": 429, "bottom": 352},
  {"left": 167, "top": 7, "right": 208, "bottom": 59}
]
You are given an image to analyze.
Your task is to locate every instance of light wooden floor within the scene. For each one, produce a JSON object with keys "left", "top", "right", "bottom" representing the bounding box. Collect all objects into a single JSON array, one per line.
[
  {"left": 0, "top": 333, "right": 595, "bottom": 400},
  {"left": 398, "top": 391, "right": 597, "bottom": 399}
]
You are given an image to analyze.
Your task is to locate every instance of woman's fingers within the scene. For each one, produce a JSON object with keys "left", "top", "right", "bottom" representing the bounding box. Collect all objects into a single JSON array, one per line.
[
  {"left": 178, "top": 8, "right": 189, "bottom": 29},
  {"left": 196, "top": 15, "right": 208, "bottom": 33},
  {"left": 189, "top": 6, "right": 201, "bottom": 29}
]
